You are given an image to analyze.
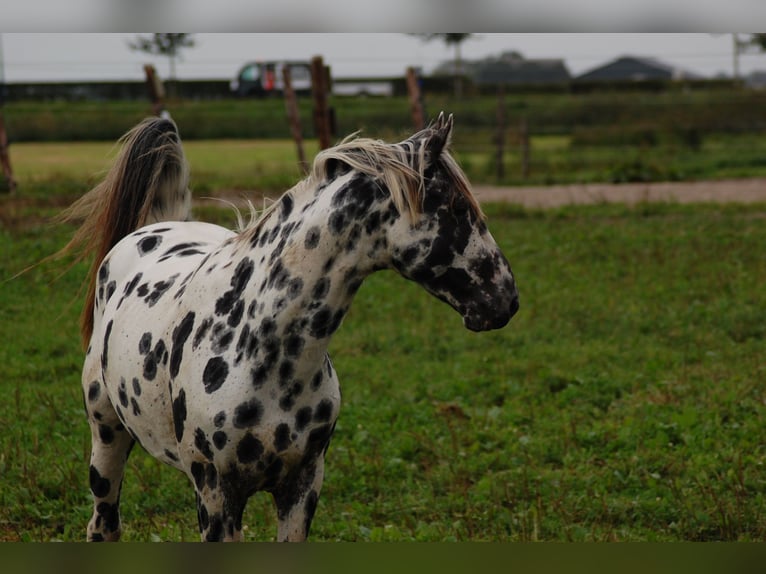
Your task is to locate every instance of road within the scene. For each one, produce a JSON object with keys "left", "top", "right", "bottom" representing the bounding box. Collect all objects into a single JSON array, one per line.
[
  {"left": 472, "top": 178, "right": 766, "bottom": 208},
  {"left": 203, "top": 178, "right": 766, "bottom": 211}
]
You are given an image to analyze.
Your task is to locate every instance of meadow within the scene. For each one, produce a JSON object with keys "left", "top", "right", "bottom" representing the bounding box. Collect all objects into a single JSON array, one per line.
[
  {"left": 5, "top": 131, "right": 766, "bottom": 201},
  {"left": 4, "top": 87, "right": 766, "bottom": 193},
  {"left": 2, "top": 178, "right": 765, "bottom": 540}
]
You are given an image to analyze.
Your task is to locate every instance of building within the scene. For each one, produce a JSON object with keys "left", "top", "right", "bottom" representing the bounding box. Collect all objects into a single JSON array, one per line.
[
  {"left": 745, "top": 71, "right": 766, "bottom": 89},
  {"left": 576, "top": 56, "right": 703, "bottom": 82},
  {"left": 435, "top": 51, "right": 571, "bottom": 85}
]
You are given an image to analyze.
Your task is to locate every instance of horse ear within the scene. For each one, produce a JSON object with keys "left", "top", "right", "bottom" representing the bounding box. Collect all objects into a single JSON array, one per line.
[{"left": 425, "top": 112, "right": 454, "bottom": 162}]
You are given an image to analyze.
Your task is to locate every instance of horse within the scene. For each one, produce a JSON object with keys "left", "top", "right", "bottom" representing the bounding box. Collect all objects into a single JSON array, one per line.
[{"left": 61, "top": 113, "right": 519, "bottom": 541}]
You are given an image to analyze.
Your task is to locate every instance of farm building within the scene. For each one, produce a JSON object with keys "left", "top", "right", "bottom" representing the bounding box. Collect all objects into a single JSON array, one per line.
[
  {"left": 745, "top": 70, "right": 766, "bottom": 89},
  {"left": 435, "top": 51, "right": 571, "bottom": 85},
  {"left": 576, "top": 56, "right": 703, "bottom": 82}
]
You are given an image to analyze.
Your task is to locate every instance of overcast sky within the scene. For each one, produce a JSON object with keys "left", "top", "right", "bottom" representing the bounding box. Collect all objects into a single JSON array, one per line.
[{"left": 2, "top": 33, "right": 765, "bottom": 84}]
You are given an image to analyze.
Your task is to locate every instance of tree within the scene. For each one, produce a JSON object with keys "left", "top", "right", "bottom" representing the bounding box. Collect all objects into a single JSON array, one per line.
[
  {"left": 749, "top": 33, "right": 766, "bottom": 51},
  {"left": 129, "top": 34, "right": 195, "bottom": 97},
  {"left": 413, "top": 33, "right": 474, "bottom": 98},
  {"left": 728, "top": 34, "right": 766, "bottom": 79}
]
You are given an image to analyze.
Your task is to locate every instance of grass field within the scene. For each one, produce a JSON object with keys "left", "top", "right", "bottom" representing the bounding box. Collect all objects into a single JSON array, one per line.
[
  {"left": 6, "top": 131, "right": 766, "bottom": 200},
  {"left": 5, "top": 139, "right": 322, "bottom": 197},
  {"left": 4, "top": 88, "right": 766, "bottom": 195},
  {"left": 2, "top": 190, "right": 765, "bottom": 541}
]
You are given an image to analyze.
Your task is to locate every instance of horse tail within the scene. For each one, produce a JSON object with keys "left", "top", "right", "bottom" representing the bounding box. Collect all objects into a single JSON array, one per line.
[{"left": 57, "top": 116, "right": 191, "bottom": 347}]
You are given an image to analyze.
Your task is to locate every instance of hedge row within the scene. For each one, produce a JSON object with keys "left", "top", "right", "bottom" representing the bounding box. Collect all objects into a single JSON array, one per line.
[{"left": 3, "top": 88, "right": 766, "bottom": 143}]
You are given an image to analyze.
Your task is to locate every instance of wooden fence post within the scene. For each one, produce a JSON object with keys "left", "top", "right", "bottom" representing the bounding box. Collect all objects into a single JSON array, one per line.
[
  {"left": 143, "top": 64, "right": 167, "bottom": 117},
  {"left": 0, "top": 110, "right": 15, "bottom": 194},
  {"left": 406, "top": 67, "right": 425, "bottom": 130},
  {"left": 0, "top": 32, "right": 14, "bottom": 194},
  {"left": 283, "top": 66, "right": 308, "bottom": 175},
  {"left": 310, "top": 56, "right": 332, "bottom": 150},
  {"left": 520, "top": 116, "right": 530, "bottom": 179},
  {"left": 495, "top": 86, "right": 506, "bottom": 182}
]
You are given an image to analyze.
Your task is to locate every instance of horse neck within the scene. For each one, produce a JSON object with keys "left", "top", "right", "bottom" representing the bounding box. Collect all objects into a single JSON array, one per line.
[{"left": 237, "top": 171, "right": 395, "bottom": 343}]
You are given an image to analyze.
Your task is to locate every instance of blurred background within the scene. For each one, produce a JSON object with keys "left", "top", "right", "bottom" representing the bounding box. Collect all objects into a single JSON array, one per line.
[
  {"left": 2, "top": 32, "right": 766, "bottom": 545},
  {"left": 1, "top": 33, "right": 766, "bottom": 195}
]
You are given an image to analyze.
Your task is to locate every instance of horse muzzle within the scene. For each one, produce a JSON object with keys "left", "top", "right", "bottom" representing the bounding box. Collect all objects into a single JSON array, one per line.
[{"left": 463, "top": 290, "right": 520, "bottom": 332}]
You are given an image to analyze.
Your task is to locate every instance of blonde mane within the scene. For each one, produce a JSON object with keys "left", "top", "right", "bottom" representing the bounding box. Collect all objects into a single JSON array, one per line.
[{"left": 240, "top": 127, "right": 483, "bottom": 242}]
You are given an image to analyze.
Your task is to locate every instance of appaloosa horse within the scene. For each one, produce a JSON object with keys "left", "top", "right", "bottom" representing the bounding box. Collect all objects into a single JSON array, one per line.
[{"left": 64, "top": 113, "right": 519, "bottom": 541}]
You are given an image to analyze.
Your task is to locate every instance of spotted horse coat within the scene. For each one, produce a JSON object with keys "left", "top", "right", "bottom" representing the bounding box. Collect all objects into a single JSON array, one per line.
[{"left": 78, "top": 113, "right": 519, "bottom": 542}]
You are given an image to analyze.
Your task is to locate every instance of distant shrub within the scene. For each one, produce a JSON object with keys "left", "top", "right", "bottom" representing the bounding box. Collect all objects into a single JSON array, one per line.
[
  {"left": 571, "top": 125, "right": 660, "bottom": 147},
  {"left": 572, "top": 123, "right": 706, "bottom": 151},
  {"left": 609, "top": 156, "right": 682, "bottom": 183},
  {"left": 672, "top": 126, "right": 703, "bottom": 151}
]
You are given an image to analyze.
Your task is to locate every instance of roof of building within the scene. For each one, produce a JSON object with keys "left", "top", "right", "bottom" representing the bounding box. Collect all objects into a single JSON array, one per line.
[
  {"left": 576, "top": 56, "right": 703, "bottom": 82},
  {"left": 435, "top": 51, "right": 571, "bottom": 84}
]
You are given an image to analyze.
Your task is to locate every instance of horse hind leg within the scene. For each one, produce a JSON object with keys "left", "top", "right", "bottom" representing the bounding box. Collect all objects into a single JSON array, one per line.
[{"left": 83, "top": 377, "right": 135, "bottom": 541}]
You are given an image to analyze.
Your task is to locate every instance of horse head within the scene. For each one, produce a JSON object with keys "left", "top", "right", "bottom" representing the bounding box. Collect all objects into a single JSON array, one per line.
[{"left": 389, "top": 113, "right": 519, "bottom": 331}]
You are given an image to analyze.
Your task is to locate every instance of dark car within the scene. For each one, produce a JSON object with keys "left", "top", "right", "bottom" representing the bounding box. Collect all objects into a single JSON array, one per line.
[{"left": 230, "top": 61, "right": 312, "bottom": 97}]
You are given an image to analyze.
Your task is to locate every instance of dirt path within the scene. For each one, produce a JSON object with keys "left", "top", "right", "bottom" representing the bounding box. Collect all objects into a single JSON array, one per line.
[
  {"left": 472, "top": 178, "right": 766, "bottom": 208},
  {"left": 3, "top": 178, "right": 764, "bottom": 232}
]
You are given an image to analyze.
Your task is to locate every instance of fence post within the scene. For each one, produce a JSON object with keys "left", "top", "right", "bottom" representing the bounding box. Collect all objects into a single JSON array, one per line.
[
  {"left": 0, "top": 110, "right": 16, "bottom": 193},
  {"left": 495, "top": 86, "right": 506, "bottom": 182},
  {"left": 310, "top": 56, "right": 332, "bottom": 150},
  {"left": 406, "top": 67, "right": 425, "bottom": 131},
  {"left": 143, "top": 64, "right": 167, "bottom": 117},
  {"left": 520, "top": 116, "right": 530, "bottom": 179},
  {"left": 0, "top": 32, "right": 13, "bottom": 194},
  {"left": 283, "top": 66, "right": 308, "bottom": 175}
]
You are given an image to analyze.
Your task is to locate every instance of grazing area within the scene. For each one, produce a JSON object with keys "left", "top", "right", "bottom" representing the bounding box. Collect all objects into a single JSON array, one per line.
[
  {"left": 2, "top": 190, "right": 765, "bottom": 540},
  {"left": 1, "top": 89, "right": 764, "bottom": 541},
  {"left": 4, "top": 87, "right": 766, "bottom": 193}
]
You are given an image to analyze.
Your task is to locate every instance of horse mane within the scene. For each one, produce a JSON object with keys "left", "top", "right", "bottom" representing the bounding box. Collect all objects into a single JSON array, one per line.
[
  {"left": 56, "top": 116, "right": 190, "bottom": 347},
  {"left": 313, "top": 134, "right": 423, "bottom": 219},
  {"left": 240, "top": 121, "right": 483, "bottom": 242},
  {"left": 312, "top": 126, "right": 483, "bottom": 220}
]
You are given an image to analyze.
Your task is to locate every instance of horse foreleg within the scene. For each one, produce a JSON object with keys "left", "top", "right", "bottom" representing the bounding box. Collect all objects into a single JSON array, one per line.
[
  {"left": 193, "top": 470, "right": 247, "bottom": 542},
  {"left": 272, "top": 455, "right": 325, "bottom": 542}
]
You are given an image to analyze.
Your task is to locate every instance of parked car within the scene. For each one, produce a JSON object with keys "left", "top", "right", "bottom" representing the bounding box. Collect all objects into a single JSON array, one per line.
[{"left": 230, "top": 61, "right": 312, "bottom": 97}]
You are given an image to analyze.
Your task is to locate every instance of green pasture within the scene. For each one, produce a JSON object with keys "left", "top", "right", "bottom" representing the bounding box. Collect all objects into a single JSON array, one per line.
[
  {"left": 6, "top": 139, "right": 321, "bottom": 197},
  {"left": 2, "top": 188, "right": 765, "bottom": 540},
  {"left": 4, "top": 88, "right": 766, "bottom": 195},
  {"left": 5, "top": 130, "right": 766, "bottom": 200}
]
